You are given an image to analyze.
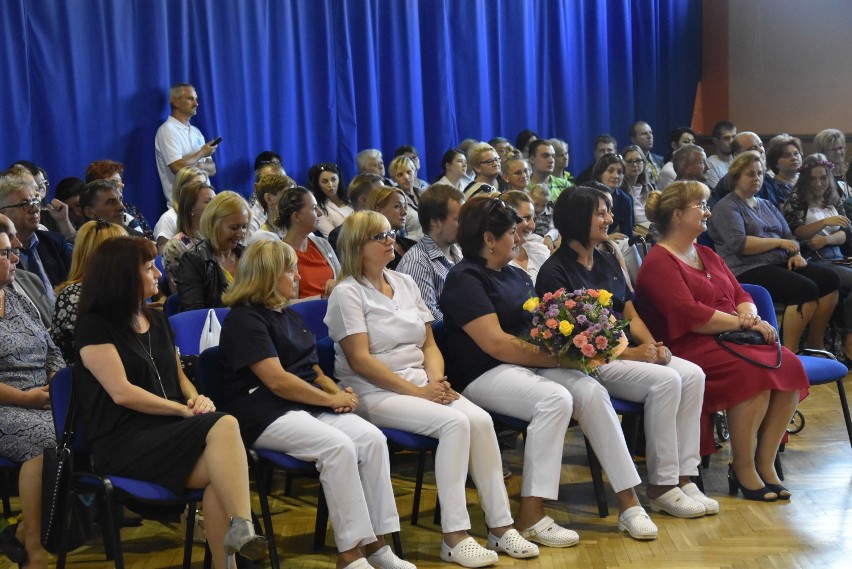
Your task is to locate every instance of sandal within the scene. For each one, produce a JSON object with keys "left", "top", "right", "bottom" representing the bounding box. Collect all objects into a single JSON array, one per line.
[
  {"left": 648, "top": 487, "right": 706, "bottom": 518},
  {"left": 520, "top": 515, "right": 579, "bottom": 548},
  {"left": 681, "top": 482, "right": 720, "bottom": 514},
  {"left": 0, "top": 524, "right": 27, "bottom": 566},
  {"left": 617, "top": 506, "right": 658, "bottom": 540},
  {"left": 440, "top": 536, "right": 498, "bottom": 568},
  {"left": 486, "top": 528, "right": 539, "bottom": 558}
]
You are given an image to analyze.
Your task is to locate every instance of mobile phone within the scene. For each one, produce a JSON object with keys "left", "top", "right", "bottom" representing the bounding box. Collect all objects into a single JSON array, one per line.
[{"left": 209, "top": 136, "right": 222, "bottom": 146}]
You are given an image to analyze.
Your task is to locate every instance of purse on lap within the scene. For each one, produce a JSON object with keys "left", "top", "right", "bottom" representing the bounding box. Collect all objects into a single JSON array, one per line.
[{"left": 716, "top": 330, "right": 782, "bottom": 369}]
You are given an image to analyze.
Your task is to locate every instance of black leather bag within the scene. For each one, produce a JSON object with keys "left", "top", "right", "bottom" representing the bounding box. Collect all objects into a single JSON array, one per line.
[{"left": 716, "top": 330, "right": 782, "bottom": 369}]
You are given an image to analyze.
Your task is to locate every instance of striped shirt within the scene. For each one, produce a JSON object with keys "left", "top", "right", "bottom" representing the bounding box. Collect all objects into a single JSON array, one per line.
[{"left": 396, "top": 235, "right": 462, "bottom": 322}]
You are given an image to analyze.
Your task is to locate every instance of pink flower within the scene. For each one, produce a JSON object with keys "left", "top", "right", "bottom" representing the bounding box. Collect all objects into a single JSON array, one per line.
[
  {"left": 595, "top": 336, "right": 608, "bottom": 349},
  {"left": 543, "top": 292, "right": 553, "bottom": 303},
  {"left": 587, "top": 289, "right": 600, "bottom": 298},
  {"left": 581, "top": 343, "right": 597, "bottom": 357},
  {"left": 530, "top": 328, "right": 540, "bottom": 339},
  {"left": 546, "top": 318, "right": 558, "bottom": 329},
  {"left": 542, "top": 330, "right": 553, "bottom": 340},
  {"left": 565, "top": 299, "right": 576, "bottom": 309},
  {"left": 573, "top": 334, "right": 589, "bottom": 347}
]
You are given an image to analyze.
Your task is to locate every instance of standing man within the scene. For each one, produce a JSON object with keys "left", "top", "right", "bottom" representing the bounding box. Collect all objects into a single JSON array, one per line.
[
  {"left": 526, "top": 140, "right": 571, "bottom": 202},
  {"left": 629, "top": 121, "right": 664, "bottom": 185},
  {"left": 397, "top": 184, "right": 464, "bottom": 322},
  {"left": 155, "top": 83, "right": 219, "bottom": 204},
  {"left": 705, "top": 121, "right": 737, "bottom": 190}
]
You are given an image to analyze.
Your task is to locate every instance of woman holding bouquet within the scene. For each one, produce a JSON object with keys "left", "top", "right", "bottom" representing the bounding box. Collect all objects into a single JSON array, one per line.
[
  {"left": 536, "top": 186, "right": 713, "bottom": 518},
  {"left": 637, "top": 181, "right": 808, "bottom": 502},
  {"left": 439, "top": 198, "right": 659, "bottom": 543}
]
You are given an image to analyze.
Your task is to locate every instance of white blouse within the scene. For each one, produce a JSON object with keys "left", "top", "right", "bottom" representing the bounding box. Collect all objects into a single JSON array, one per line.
[{"left": 317, "top": 200, "right": 354, "bottom": 239}]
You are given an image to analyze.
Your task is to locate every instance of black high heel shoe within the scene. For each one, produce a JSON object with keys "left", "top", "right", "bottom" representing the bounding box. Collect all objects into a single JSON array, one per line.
[
  {"left": 727, "top": 464, "right": 778, "bottom": 502},
  {"left": 760, "top": 480, "right": 791, "bottom": 500},
  {"left": 0, "top": 523, "right": 28, "bottom": 566}
]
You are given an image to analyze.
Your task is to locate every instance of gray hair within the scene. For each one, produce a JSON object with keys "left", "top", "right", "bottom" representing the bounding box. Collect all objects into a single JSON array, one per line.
[
  {"left": 169, "top": 83, "right": 194, "bottom": 106},
  {"left": 672, "top": 144, "right": 704, "bottom": 178},
  {"left": 0, "top": 175, "right": 30, "bottom": 205},
  {"left": 356, "top": 149, "right": 382, "bottom": 173}
]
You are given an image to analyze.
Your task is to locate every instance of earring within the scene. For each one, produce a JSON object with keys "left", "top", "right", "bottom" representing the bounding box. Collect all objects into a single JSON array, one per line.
[{"left": 489, "top": 247, "right": 494, "bottom": 254}]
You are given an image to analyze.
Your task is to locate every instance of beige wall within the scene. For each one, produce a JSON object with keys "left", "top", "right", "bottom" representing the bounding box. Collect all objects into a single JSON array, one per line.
[{"left": 728, "top": 0, "right": 852, "bottom": 135}]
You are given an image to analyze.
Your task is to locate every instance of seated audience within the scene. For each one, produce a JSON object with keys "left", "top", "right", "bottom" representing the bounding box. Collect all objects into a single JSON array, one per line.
[
  {"left": 0, "top": 225, "right": 59, "bottom": 569},
  {"left": 389, "top": 156, "right": 424, "bottom": 240},
  {"left": 220, "top": 239, "right": 414, "bottom": 569},
  {"left": 9, "top": 162, "right": 75, "bottom": 239},
  {"left": 528, "top": 184, "right": 557, "bottom": 249},
  {"left": 438, "top": 197, "right": 659, "bottom": 542},
  {"left": 515, "top": 129, "right": 538, "bottom": 158},
  {"left": 671, "top": 144, "right": 709, "bottom": 186},
  {"left": 356, "top": 148, "right": 386, "bottom": 177},
  {"left": 705, "top": 121, "right": 737, "bottom": 189},
  {"left": 637, "top": 181, "right": 809, "bottom": 501},
  {"left": 711, "top": 132, "right": 770, "bottom": 204},
  {"left": 575, "top": 133, "right": 617, "bottom": 185},
  {"left": 250, "top": 173, "right": 295, "bottom": 239},
  {"left": 366, "top": 186, "right": 416, "bottom": 270},
  {"left": 80, "top": 179, "right": 132, "bottom": 230},
  {"left": 813, "top": 129, "right": 848, "bottom": 196},
  {"left": 277, "top": 186, "right": 340, "bottom": 300},
  {"left": 457, "top": 139, "right": 478, "bottom": 188},
  {"left": 153, "top": 166, "right": 208, "bottom": 252},
  {"left": 536, "top": 187, "right": 714, "bottom": 518},
  {"left": 0, "top": 214, "right": 53, "bottom": 327},
  {"left": 434, "top": 148, "right": 468, "bottom": 192},
  {"left": 628, "top": 121, "right": 664, "bottom": 185},
  {"left": 162, "top": 181, "right": 216, "bottom": 291},
  {"left": 527, "top": 140, "right": 571, "bottom": 202},
  {"left": 501, "top": 153, "right": 531, "bottom": 193},
  {"left": 53, "top": 176, "right": 87, "bottom": 229},
  {"left": 549, "top": 138, "right": 575, "bottom": 186},
  {"left": 327, "top": 211, "right": 540, "bottom": 567},
  {"left": 465, "top": 143, "right": 503, "bottom": 196},
  {"left": 592, "top": 154, "right": 634, "bottom": 239},
  {"left": 397, "top": 184, "right": 464, "bottom": 322},
  {"left": 85, "top": 159, "right": 153, "bottom": 239},
  {"left": 782, "top": 153, "right": 852, "bottom": 360},
  {"left": 656, "top": 127, "right": 696, "bottom": 191},
  {"left": 394, "top": 145, "right": 429, "bottom": 192},
  {"left": 248, "top": 158, "right": 287, "bottom": 237},
  {"left": 75, "top": 236, "right": 266, "bottom": 567},
  {"left": 309, "top": 162, "right": 353, "bottom": 239},
  {"left": 328, "top": 173, "right": 383, "bottom": 253},
  {"left": 760, "top": 135, "right": 803, "bottom": 210},
  {"left": 488, "top": 137, "right": 513, "bottom": 161},
  {"left": 176, "top": 191, "right": 250, "bottom": 311},
  {"left": 52, "top": 219, "right": 127, "bottom": 363},
  {"left": 621, "top": 145, "right": 655, "bottom": 238},
  {"left": 0, "top": 173, "right": 71, "bottom": 297},
  {"left": 500, "top": 191, "right": 550, "bottom": 283},
  {"left": 708, "top": 151, "right": 839, "bottom": 353}
]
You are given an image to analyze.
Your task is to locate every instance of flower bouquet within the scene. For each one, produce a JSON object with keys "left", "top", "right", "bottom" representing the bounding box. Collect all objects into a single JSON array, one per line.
[{"left": 523, "top": 288, "right": 629, "bottom": 375}]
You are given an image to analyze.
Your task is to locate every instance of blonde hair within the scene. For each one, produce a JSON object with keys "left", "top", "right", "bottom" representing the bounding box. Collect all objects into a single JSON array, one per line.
[
  {"left": 645, "top": 181, "right": 710, "bottom": 236},
  {"left": 199, "top": 191, "right": 250, "bottom": 244},
  {"left": 222, "top": 239, "right": 297, "bottom": 310},
  {"left": 171, "top": 166, "right": 207, "bottom": 209},
  {"left": 388, "top": 156, "right": 415, "bottom": 179},
  {"left": 727, "top": 151, "right": 764, "bottom": 187},
  {"left": 56, "top": 220, "right": 127, "bottom": 294},
  {"left": 337, "top": 211, "right": 389, "bottom": 284},
  {"left": 366, "top": 185, "right": 406, "bottom": 211}
]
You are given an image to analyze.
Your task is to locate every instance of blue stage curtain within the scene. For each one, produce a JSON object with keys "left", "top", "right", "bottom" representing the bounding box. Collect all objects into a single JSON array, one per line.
[{"left": 0, "top": 0, "right": 701, "bottom": 223}]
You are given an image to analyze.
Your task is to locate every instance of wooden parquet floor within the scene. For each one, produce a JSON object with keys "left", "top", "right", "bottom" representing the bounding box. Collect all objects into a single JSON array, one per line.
[{"left": 6, "top": 376, "right": 851, "bottom": 569}]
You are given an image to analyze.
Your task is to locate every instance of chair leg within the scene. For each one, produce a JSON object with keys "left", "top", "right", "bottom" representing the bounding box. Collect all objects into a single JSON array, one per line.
[
  {"left": 253, "top": 463, "right": 281, "bottom": 569},
  {"left": 584, "top": 436, "right": 609, "bottom": 518},
  {"left": 432, "top": 495, "right": 441, "bottom": 526},
  {"left": 182, "top": 502, "right": 198, "bottom": 569},
  {"left": 410, "top": 450, "right": 426, "bottom": 525},
  {"left": 836, "top": 378, "right": 852, "bottom": 447},
  {"left": 313, "top": 486, "right": 329, "bottom": 551},
  {"left": 391, "top": 531, "right": 404, "bottom": 559},
  {"left": 1, "top": 471, "right": 11, "bottom": 517},
  {"left": 203, "top": 543, "right": 212, "bottom": 569},
  {"left": 101, "top": 487, "right": 125, "bottom": 569}
]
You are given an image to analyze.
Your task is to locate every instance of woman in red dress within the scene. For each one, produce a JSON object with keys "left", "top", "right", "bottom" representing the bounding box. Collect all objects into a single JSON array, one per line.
[{"left": 635, "top": 181, "right": 808, "bottom": 502}]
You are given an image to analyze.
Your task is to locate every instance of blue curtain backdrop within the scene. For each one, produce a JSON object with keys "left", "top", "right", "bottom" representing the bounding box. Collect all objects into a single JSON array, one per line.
[{"left": 0, "top": 0, "right": 701, "bottom": 223}]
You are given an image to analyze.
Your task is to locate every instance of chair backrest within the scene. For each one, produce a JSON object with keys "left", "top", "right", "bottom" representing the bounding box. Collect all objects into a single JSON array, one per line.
[
  {"left": 290, "top": 299, "right": 329, "bottom": 340},
  {"left": 198, "top": 346, "right": 226, "bottom": 402},
  {"left": 697, "top": 231, "right": 716, "bottom": 251},
  {"left": 316, "top": 336, "right": 335, "bottom": 378},
  {"left": 740, "top": 284, "right": 779, "bottom": 330},
  {"left": 50, "top": 367, "right": 89, "bottom": 453},
  {"left": 169, "top": 307, "right": 231, "bottom": 355},
  {"left": 164, "top": 292, "right": 181, "bottom": 317}
]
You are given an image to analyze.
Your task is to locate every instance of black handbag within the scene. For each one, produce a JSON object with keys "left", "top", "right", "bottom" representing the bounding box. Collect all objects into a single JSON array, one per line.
[{"left": 716, "top": 329, "right": 782, "bottom": 369}]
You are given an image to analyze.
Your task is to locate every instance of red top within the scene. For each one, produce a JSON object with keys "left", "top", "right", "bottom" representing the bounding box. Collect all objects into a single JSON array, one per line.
[{"left": 295, "top": 240, "right": 334, "bottom": 298}]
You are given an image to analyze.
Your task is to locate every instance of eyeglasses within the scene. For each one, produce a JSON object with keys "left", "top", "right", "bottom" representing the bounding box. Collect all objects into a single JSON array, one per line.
[
  {"left": 625, "top": 158, "right": 646, "bottom": 166},
  {"left": 480, "top": 157, "right": 501, "bottom": 165},
  {"left": 688, "top": 202, "right": 710, "bottom": 212},
  {"left": 0, "top": 247, "right": 20, "bottom": 259},
  {"left": 0, "top": 199, "right": 41, "bottom": 211},
  {"left": 371, "top": 229, "right": 398, "bottom": 243}
]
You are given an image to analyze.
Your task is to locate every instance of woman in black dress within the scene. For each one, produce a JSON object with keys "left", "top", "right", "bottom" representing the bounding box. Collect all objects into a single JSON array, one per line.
[{"left": 75, "top": 236, "right": 265, "bottom": 568}]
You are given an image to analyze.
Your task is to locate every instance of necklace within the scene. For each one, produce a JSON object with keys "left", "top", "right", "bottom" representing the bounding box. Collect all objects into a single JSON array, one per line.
[
  {"left": 136, "top": 329, "right": 168, "bottom": 398},
  {"left": 662, "top": 242, "right": 712, "bottom": 280}
]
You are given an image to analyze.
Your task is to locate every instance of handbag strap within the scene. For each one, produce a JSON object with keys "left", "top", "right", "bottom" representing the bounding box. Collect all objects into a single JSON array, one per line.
[
  {"left": 57, "top": 371, "right": 78, "bottom": 450},
  {"left": 715, "top": 337, "right": 783, "bottom": 370}
]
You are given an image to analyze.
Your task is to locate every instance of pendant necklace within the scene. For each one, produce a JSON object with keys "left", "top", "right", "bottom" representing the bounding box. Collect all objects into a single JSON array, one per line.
[{"left": 136, "top": 329, "right": 168, "bottom": 398}]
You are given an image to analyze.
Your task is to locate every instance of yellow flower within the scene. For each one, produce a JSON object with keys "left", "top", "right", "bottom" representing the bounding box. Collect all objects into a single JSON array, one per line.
[
  {"left": 597, "top": 289, "right": 613, "bottom": 306},
  {"left": 523, "top": 297, "right": 540, "bottom": 313},
  {"left": 559, "top": 320, "right": 574, "bottom": 335}
]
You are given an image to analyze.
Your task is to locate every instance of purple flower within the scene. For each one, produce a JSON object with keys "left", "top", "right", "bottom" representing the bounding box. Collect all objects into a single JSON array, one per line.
[
  {"left": 583, "top": 303, "right": 593, "bottom": 312},
  {"left": 576, "top": 314, "right": 588, "bottom": 325},
  {"left": 546, "top": 306, "right": 559, "bottom": 318}
]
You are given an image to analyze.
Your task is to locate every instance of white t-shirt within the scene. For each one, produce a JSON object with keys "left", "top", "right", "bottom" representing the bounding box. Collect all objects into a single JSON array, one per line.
[
  {"left": 154, "top": 116, "right": 209, "bottom": 204},
  {"left": 630, "top": 185, "right": 648, "bottom": 224},
  {"left": 509, "top": 240, "right": 550, "bottom": 284},
  {"left": 657, "top": 161, "right": 676, "bottom": 191},
  {"left": 325, "top": 271, "right": 434, "bottom": 399},
  {"left": 154, "top": 208, "right": 178, "bottom": 241},
  {"left": 706, "top": 154, "right": 732, "bottom": 190}
]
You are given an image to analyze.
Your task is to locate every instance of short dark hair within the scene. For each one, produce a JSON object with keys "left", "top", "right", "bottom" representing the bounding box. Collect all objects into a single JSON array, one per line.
[
  {"left": 528, "top": 139, "right": 554, "bottom": 158},
  {"left": 54, "top": 177, "right": 86, "bottom": 203},
  {"left": 457, "top": 197, "right": 521, "bottom": 260},
  {"left": 766, "top": 135, "right": 803, "bottom": 174},
  {"left": 346, "top": 173, "right": 382, "bottom": 204},
  {"left": 553, "top": 186, "right": 610, "bottom": 248},
  {"left": 712, "top": 121, "right": 736, "bottom": 139},
  {"left": 594, "top": 133, "right": 618, "bottom": 148},
  {"left": 628, "top": 121, "right": 648, "bottom": 139},
  {"left": 80, "top": 179, "right": 120, "bottom": 213},
  {"left": 253, "top": 151, "right": 282, "bottom": 171},
  {"left": 488, "top": 137, "right": 510, "bottom": 148},
  {"left": 418, "top": 184, "right": 464, "bottom": 233},
  {"left": 515, "top": 129, "right": 539, "bottom": 153},
  {"left": 78, "top": 236, "right": 158, "bottom": 336},
  {"left": 393, "top": 145, "right": 417, "bottom": 158},
  {"left": 592, "top": 154, "right": 626, "bottom": 183},
  {"left": 275, "top": 186, "right": 312, "bottom": 229}
]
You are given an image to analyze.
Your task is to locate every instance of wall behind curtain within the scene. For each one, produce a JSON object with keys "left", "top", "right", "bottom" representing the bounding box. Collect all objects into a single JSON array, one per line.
[{"left": 0, "top": 0, "right": 701, "bottom": 222}]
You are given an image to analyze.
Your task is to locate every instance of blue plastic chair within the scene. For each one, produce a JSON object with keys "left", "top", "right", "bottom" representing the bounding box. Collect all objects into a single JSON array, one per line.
[
  {"left": 50, "top": 367, "right": 207, "bottom": 569},
  {"left": 164, "top": 292, "right": 181, "bottom": 317},
  {"left": 168, "top": 308, "right": 231, "bottom": 355},
  {"left": 291, "top": 299, "right": 329, "bottom": 340},
  {"left": 743, "top": 284, "right": 852, "bottom": 448}
]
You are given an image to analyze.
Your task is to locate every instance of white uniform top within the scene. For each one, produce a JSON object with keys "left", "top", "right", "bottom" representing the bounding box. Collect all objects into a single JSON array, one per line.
[{"left": 155, "top": 116, "right": 208, "bottom": 204}]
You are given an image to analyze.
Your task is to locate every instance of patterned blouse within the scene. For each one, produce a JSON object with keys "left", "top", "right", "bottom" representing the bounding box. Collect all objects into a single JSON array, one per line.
[{"left": 51, "top": 282, "right": 82, "bottom": 364}]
